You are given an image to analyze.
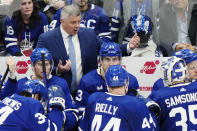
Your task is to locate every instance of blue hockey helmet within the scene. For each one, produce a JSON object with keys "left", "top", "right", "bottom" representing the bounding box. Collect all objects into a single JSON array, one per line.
[
  {"left": 173, "top": 49, "right": 197, "bottom": 65},
  {"left": 19, "top": 80, "right": 48, "bottom": 111},
  {"left": 18, "top": 80, "right": 48, "bottom": 100},
  {"left": 99, "top": 42, "right": 122, "bottom": 59},
  {"left": 30, "top": 48, "right": 53, "bottom": 65},
  {"left": 161, "top": 56, "right": 187, "bottom": 86},
  {"left": 105, "top": 65, "right": 128, "bottom": 87}
]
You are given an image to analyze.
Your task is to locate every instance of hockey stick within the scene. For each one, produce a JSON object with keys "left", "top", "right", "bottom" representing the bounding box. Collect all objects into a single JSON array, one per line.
[
  {"left": 0, "top": 66, "right": 9, "bottom": 91},
  {"left": 41, "top": 52, "right": 47, "bottom": 86},
  {"left": 41, "top": 52, "right": 50, "bottom": 116}
]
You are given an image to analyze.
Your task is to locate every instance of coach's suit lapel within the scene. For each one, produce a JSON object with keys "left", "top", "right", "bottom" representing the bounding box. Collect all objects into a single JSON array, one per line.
[
  {"left": 56, "top": 27, "right": 69, "bottom": 60},
  {"left": 78, "top": 29, "right": 86, "bottom": 73}
]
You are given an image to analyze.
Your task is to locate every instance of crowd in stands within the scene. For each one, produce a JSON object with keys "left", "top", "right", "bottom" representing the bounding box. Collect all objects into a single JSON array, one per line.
[
  {"left": 0, "top": 0, "right": 197, "bottom": 130},
  {"left": 0, "top": 0, "right": 197, "bottom": 57}
]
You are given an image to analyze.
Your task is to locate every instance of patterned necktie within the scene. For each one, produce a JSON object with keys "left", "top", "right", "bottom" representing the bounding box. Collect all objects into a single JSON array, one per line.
[{"left": 68, "top": 35, "right": 77, "bottom": 93}]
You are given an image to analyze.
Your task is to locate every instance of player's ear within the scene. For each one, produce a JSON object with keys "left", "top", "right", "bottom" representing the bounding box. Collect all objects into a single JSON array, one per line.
[{"left": 60, "top": 18, "right": 64, "bottom": 24}]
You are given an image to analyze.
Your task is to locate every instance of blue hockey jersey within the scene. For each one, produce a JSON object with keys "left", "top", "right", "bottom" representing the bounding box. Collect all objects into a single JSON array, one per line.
[
  {"left": 109, "top": 0, "right": 124, "bottom": 42},
  {"left": 110, "top": 16, "right": 121, "bottom": 42},
  {"left": 149, "top": 81, "right": 197, "bottom": 131},
  {"left": 0, "top": 75, "right": 78, "bottom": 130},
  {"left": 16, "top": 75, "right": 78, "bottom": 130},
  {"left": 0, "top": 78, "right": 17, "bottom": 100},
  {"left": 0, "top": 94, "right": 64, "bottom": 131},
  {"left": 4, "top": 12, "right": 48, "bottom": 56},
  {"left": 79, "top": 92, "right": 157, "bottom": 131},
  {"left": 50, "top": 4, "right": 111, "bottom": 42},
  {"left": 75, "top": 69, "right": 139, "bottom": 112},
  {"left": 152, "top": 78, "right": 164, "bottom": 92}
]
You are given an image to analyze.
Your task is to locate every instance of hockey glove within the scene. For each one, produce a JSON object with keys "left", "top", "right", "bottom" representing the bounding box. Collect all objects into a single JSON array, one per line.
[
  {"left": 48, "top": 85, "right": 65, "bottom": 110},
  {"left": 137, "top": 95, "right": 161, "bottom": 118}
]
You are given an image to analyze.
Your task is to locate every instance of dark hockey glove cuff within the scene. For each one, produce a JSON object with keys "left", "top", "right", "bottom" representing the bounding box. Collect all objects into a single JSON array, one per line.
[
  {"left": 146, "top": 100, "right": 161, "bottom": 119},
  {"left": 137, "top": 95, "right": 161, "bottom": 118}
]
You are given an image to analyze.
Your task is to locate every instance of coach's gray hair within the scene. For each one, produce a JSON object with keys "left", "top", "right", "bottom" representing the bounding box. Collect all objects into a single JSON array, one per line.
[{"left": 61, "top": 5, "right": 81, "bottom": 20}]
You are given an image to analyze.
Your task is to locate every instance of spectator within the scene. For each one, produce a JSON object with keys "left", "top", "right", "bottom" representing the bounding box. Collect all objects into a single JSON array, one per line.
[
  {"left": 90, "top": 0, "right": 103, "bottom": 7},
  {"left": 36, "top": 0, "right": 47, "bottom": 10},
  {"left": 0, "top": 80, "right": 66, "bottom": 131},
  {"left": 188, "top": 3, "right": 197, "bottom": 46},
  {"left": 4, "top": 0, "right": 48, "bottom": 56},
  {"left": 123, "top": 14, "right": 157, "bottom": 57},
  {"left": 36, "top": 5, "right": 140, "bottom": 95},
  {"left": 149, "top": 56, "right": 197, "bottom": 130},
  {"left": 50, "top": 0, "right": 112, "bottom": 42},
  {"left": 79, "top": 65, "right": 157, "bottom": 130},
  {"left": 42, "top": 0, "right": 66, "bottom": 22},
  {"left": 154, "top": 0, "right": 197, "bottom": 56}
]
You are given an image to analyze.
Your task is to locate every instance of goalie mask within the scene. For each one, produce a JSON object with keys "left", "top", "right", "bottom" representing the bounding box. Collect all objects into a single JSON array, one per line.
[
  {"left": 105, "top": 65, "right": 129, "bottom": 93},
  {"left": 127, "top": 14, "right": 152, "bottom": 44},
  {"left": 18, "top": 80, "right": 48, "bottom": 112},
  {"left": 161, "top": 56, "right": 187, "bottom": 86}
]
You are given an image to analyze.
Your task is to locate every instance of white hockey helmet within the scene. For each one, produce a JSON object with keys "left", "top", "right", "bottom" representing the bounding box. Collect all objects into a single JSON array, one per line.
[{"left": 161, "top": 56, "right": 188, "bottom": 86}]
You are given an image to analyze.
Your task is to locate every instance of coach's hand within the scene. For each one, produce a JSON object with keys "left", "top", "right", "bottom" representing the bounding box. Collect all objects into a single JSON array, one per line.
[{"left": 56, "top": 60, "right": 71, "bottom": 75}]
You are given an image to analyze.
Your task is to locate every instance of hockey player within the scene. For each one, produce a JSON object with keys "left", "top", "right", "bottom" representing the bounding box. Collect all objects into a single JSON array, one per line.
[
  {"left": 75, "top": 42, "right": 139, "bottom": 114},
  {"left": 3, "top": 48, "right": 78, "bottom": 130},
  {"left": 152, "top": 49, "right": 197, "bottom": 92},
  {"left": 19, "top": 48, "right": 78, "bottom": 130},
  {"left": 0, "top": 56, "right": 18, "bottom": 100},
  {"left": 49, "top": 0, "right": 111, "bottom": 42},
  {"left": 173, "top": 49, "right": 197, "bottom": 80},
  {"left": 149, "top": 56, "right": 197, "bottom": 131},
  {"left": 75, "top": 42, "right": 160, "bottom": 119},
  {"left": 4, "top": 0, "right": 48, "bottom": 56},
  {"left": 79, "top": 65, "right": 157, "bottom": 131},
  {"left": 0, "top": 80, "right": 66, "bottom": 130}
]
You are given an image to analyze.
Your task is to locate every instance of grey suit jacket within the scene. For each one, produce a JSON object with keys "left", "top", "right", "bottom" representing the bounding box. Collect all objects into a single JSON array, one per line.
[{"left": 153, "top": 1, "right": 196, "bottom": 56}]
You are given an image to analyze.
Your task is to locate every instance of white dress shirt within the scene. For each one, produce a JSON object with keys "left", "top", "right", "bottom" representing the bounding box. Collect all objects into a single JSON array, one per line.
[
  {"left": 60, "top": 26, "right": 83, "bottom": 87},
  {"left": 174, "top": 6, "right": 191, "bottom": 44}
]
